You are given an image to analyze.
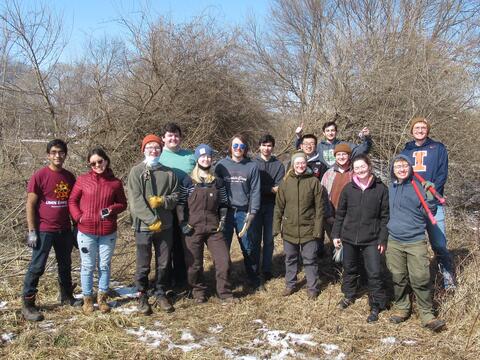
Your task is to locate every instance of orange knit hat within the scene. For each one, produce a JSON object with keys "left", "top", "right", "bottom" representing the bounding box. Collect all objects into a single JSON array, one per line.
[{"left": 141, "top": 134, "right": 163, "bottom": 152}]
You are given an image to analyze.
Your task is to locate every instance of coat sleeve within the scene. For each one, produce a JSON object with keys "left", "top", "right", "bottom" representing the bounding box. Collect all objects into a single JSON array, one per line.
[
  {"left": 350, "top": 136, "right": 373, "bottom": 158},
  {"left": 331, "top": 186, "right": 348, "bottom": 239},
  {"left": 249, "top": 164, "right": 261, "bottom": 214},
  {"left": 162, "top": 171, "right": 179, "bottom": 210},
  {"left": 313, "top": 180, "right": 324, "bottom": 237},
  {"left": 377, "top": 185, "right": 390, "bottom": 245},
  {"left": 273, "top": 183, "right": 286, "bottom": 236},
  {"left": 68, "top": 180, "right": 83, "bottom": 223},
  {"left": 109, "top": 180, "right": 127, "bottom": 215},
  {"left": 127, "top": 167, "right": 157, "bottom": 226}
]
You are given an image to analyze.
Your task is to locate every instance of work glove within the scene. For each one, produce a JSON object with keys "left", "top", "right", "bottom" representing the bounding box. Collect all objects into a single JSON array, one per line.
[
  {"left": 181, "top": 222, "right": 194, "bottom": 236},
  {"left": 238, "top": 213, "right": 255, "bottom": 238},
  {"left": 27, "top": 230, "right": 38, "bottom": 248},
  {"left": 216, "top": 207, "right": 228, "bottom": 232},
  {"left": 148, "top": 219, "right": 162, "bottom": 232},
  {"left": 148, "top": 196, "right": 164, "bottom": 209},
  {"left": 422, "top": 180, "right": 435, "bottom": 192}
]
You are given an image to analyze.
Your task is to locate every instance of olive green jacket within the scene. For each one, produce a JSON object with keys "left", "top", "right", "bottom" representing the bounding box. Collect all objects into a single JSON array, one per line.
[{"left": 273, "top": 169, "right": 324, "bottom": 244}]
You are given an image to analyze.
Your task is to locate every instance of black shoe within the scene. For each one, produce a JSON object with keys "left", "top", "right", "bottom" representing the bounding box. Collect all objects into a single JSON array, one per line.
[
  {"left": 263, "top": 272, "right": 273, "bottom": 282},
  {"left": 367, "top": 307, "right": 380, "bottom": 323},
  {"left": 137, "top": 293, "right": 152, "bottom": 315},
  {"left": 337, "top": 297, "right": 355, "bottom": 310},
  {"left": 155, "top": 295, "right": 175, "bottom": 313},
  {"left": 22, "top": 295, "right": 44, "bottom": 322},
  {"left": 59, "top": 284, "right": 83, "bottom": 307}
]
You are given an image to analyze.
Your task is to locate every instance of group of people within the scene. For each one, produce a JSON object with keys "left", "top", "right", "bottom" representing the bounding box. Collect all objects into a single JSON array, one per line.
[{"left": 21, "top": 118, "right": 453, "bottom": 333}]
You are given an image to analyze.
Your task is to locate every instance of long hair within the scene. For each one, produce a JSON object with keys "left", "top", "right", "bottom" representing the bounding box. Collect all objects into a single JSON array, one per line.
[
  {"left": 190, "top": 163, "right": 215, "bottom": 184},
  {"left": 228, "top": 133, "right": 249, "bottom": 157},
  {"left": 87, "top": 147, "right": 111, "bottom": 169}
]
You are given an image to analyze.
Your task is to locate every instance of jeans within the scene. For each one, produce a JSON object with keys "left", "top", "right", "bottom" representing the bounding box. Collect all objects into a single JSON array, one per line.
[
  {"left": 223, "top": 208, "right": 260, "bottom": 287},
  {"left": 426, "top": 205, "right": 454, "bottom": 284},
  {"left": 77, "top": 231, "right": 117, "bottom": 296},
  {"left": 251, "top": 202, "right": 275, "bottom": 274},
  {"left": 23, "top": 230, "right": 74, "bottom": 297}
]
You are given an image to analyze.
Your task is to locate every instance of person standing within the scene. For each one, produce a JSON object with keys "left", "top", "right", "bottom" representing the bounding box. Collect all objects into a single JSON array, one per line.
[
  {"left": 332, "top": 154, "right": 389, "bottom": 323},
  {"left": 401, "top": 116, "right": 455, "bottom": 290},
  {"left": 177, "top": 144, "right": 236, "bottom": 303},
  {"left": 273, "top": 151, "right": 324, "bottom": 299},
  {"left": 252, "top": 135, "right": 285, "bottom": 281},
  {"left": 159, "top": 122, "right": 196, "bottom": 290},
  {"left": 386, "top": 155, "right": 446, "bottom": 332},
  {"left": 128, "top": 135, "right": 178, "bottom": 314},
  {"left": 22, "top": 139, "right": 82, "bottom": 322},
  {"left": 214, "top": 134, "right": 262, "bottom": 291},
  {"left": 68, "top": 147, "right": 127, "bottom": 315}
]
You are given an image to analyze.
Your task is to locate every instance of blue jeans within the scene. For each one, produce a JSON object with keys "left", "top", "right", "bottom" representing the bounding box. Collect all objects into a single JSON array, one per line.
[
  {"left": 426, "top": 205, "right": 454, "bottom": 282},
  {"left": 223, "top": 208, "right": 260, "bottom": 286},
  {"left": 23, "top": 230, "right": 74, "bottom": 297},
  {"left": 251, "top": 202, "right": 275, "bottom": 274},
  {"left": 77, "top": 231, "right": 117, "bottom": 296}
]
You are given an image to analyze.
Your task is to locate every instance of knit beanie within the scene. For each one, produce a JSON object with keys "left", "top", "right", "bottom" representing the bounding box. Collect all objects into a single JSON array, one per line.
[
  {"left": 334, "top": 143, "right": 352, "bottom": 156},
  {"left": 141, "top": 134, "right": 163, "bottom": 152},
  {"left": 410, "top": 117, "right": 430, "bottom": 134},
  {"left": 291, "top": 150, "right": 307, "bottom": 163},
  {"left": 194, "top": 144, "right": 213, "bottom": 161}
]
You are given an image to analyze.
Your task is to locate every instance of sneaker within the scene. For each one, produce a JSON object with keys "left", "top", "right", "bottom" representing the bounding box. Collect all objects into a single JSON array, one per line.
[
  {"left": 282, "top": 287, "right": 295, "bottom": 297},
  {"left": 425, "top": 319, "right": 446, "bottom": 332},
  {"left": 155, "top": 295, "right": 174, "bottom": 313},
  {"left": 366, "top": 307, "right": 380, "bottom": 323},
  {"left": 337, "top": 297, "right": 355, "bottom": 310}
]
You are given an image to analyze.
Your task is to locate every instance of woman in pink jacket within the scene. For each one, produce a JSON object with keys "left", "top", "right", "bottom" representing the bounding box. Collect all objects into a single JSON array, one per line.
[{"left": 68, "top": 147, "right": 127, "bottom": 315}]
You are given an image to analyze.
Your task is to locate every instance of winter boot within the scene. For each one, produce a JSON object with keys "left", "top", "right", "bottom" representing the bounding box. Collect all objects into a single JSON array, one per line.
[
  {"left": 97, "top": 292, "right": 110, "bottom": 314},
  {"left": 82, "top": 296, "right": 94, "bottom": 315},
  {"left": 137, "top": 292, "right": 152, "bottom": 315},
  {"left": 59, "top": 284, "right": 83, "bottom": 307},
  {"left": 22, "top": 295, "right": 44, "bottom": 322},
  {"left": 154, "top": 295, "right": 174, "bottom": 313}
]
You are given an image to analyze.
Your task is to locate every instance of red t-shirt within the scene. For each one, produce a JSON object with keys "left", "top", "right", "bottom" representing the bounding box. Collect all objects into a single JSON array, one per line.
[{"left": 27, "top": 166, "right": 76, "bottom": 232}]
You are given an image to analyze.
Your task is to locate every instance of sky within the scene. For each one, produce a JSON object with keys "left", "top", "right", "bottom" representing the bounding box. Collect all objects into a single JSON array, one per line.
[{"left": 23, "top": 0, "right": 270, "bottom": 63}]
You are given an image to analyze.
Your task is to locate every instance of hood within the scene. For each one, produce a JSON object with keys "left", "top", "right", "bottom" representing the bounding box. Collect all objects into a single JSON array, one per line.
[
  {"left": 390, "top": 154, "right": 413, "bottom": 182},
  {"left": 287, "top": 166, "right": 313, "bottom": 178},
  {"left": 306, "top": 152, "right": 320, "bottom": 163}
]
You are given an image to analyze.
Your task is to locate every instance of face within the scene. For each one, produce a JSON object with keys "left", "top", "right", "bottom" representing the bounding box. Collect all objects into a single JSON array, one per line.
[
  {"left": 231, "top": 138, "right": 246, "bottom": 160},
  {"left": 335, "top": 151, "right": 350, "bottom": 167},
  {"left": 197, "top": 154, "right": 212, "bottom": 168},
  {"left": 293, "top": 157, "right": 307, "bottom": 174},
  {"left": 323, "top": 125, "right": 337, "bottom": 142},
  {"left": 162, "top": 131, "right": 181, "bottom": 150},
  {"left": 89, "top": 154, "right": 108, "bottom": 174},
  {"left": 393, "top": 160, "right": 410, "bottom": 181},
  {"left": 412, "top": 122, "right": 428, "bottom": 142},
  {"left": 353, "top": 159, "right": 371, "bottom": 181},
  {"left": 300, "top": 138, "right": 316, "bottom": 156},
  {"left": 47, "top": 146, "right": 66, "bottom": 168},
  {"left": 144, "top": 142, "right": 162, "bottom": 158},
  {"left": 259, "top": 142, "right": 273, "bottom": 158}
]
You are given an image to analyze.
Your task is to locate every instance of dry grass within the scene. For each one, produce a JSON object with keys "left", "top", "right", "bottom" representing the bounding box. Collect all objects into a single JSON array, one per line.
[{"left": 0, "top": 214, "right": 479, "bottom": 360}]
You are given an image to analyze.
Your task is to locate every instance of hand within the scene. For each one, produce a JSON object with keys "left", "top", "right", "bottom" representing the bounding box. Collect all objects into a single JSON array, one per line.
[
  {"left": 148, "top": 196, "right": 164, "bottom": 209},
  {"left": 358, "top": 127, "right": 370, "bottom": 138},
  {"left": 181, "top": 222, "right": 194, "bottom": 236},
  {"left": 238, "top": 213, "right": 255, "bottom": 238},
  {"left": 148, "top": 219, "right": 162, "bottom": 232},
  {"left": 27, "top": 231, "right": 38, "bottom": 248},
  {"left": 378, "top": 243, "right": 386, "bottom": 254},
  {"left": 216, "top": 219, "right": 225, "bottom": 233},
  {"left": 333, "top": 238, "right": 342, "bottom": 249},
  {"left": 295, "top": 122, "right": 304, "bottom": 138},
  {"left": 422, "top": 180, "right": 435, "bottom": 191},
  {"left": 271, "top": 186, "right": 279, "bottom": 194}
]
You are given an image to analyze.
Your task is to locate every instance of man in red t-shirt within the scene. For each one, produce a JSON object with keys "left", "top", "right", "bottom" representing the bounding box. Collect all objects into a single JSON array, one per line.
[{"left": 22, "top": 139, "right": 81, "bottom": 321}]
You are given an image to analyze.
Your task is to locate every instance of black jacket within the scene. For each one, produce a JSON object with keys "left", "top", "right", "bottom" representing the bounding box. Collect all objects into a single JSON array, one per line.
[{"left": 331, "top": 176, "right": 389, "bottom": 246}]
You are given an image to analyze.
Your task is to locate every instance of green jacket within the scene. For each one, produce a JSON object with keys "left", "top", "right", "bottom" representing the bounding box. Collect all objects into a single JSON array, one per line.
[
  {"left": 127, "top": 161, "right": 178, "bottom": 232},
  {"left": 273, "top": 169, "right": 324, "bottom": 244}
]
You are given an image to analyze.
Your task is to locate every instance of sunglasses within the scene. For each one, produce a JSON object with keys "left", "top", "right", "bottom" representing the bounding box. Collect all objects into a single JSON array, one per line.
[
  {"left": 90, "top": 159, "right": 105, "bottom": 167},
  {"left": 232, "top": 143, "right": 246, "bottom": 150}
]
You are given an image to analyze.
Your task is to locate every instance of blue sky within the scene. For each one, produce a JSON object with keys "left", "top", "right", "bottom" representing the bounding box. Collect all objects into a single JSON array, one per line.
[{"left": 27, "top": 0, "right": 270, "bottom": 62}]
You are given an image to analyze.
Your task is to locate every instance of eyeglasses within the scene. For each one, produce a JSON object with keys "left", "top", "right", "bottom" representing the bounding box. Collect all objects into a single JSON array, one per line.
[
  {"left": 89, "top": 159, "right": 104, "bottom": 167},
  {"left": 302, "top": 142, "right": 316, "bottom": 147},
  {"left": 144, "top": 146, "right": 162, "bottom": 152},
  {"left": 49, "top": 151, "right": 66, "bottom": 157},
  {"left": 394, "top": 164, "right": 409, "bottom": 170},
  {"left": 232, "top": 143, "right": 246, "bottom": 150},
  {"left": 353, "top": 164, "right": 369, "bottom": 171}
]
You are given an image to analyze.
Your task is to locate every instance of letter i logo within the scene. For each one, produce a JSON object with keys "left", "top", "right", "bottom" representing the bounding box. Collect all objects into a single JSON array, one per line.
[{"left": 412, "top": 151, "right": 427, "bottom": 172}]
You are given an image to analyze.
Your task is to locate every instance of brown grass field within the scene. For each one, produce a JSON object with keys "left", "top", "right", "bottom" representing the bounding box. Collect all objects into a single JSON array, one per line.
[{"left": 0, "top": 213, "right": 479, "bottom": 359}]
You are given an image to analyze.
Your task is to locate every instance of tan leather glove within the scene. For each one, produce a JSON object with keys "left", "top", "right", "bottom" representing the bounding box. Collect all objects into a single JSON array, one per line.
[
  {"left": 148, "top": 219, "right": 162, "bottom": 232},
  {"left": 148, "top": 196, "right": 164, "bottom": 209}
]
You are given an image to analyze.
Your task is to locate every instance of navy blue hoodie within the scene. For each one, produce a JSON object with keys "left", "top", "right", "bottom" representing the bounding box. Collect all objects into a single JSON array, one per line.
[{"left": 387, "top": 155, "right": 437, "bottom": 242}]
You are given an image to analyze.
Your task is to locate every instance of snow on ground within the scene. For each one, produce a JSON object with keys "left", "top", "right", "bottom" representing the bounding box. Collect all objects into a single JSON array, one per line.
[
  {"left": 208, "top": 324, "right": 224, "bottom": 333},
  {"left": 112, "top": 286, "right": 138, "bottom": 298},
  {"left": 381, "top": 336, "right": 397, "bottom": 345},
  {"left": 38, "top": 321, "right": 56, "bottom": 332},
  {"left": 113, "top": 305, "right": 138, "bottom": 315},
  {"left": 1, "top": 333, "right": 15, "bottom": 343},
  {"left": 0, "top": 301, "right": 7, "bottom": 309}
]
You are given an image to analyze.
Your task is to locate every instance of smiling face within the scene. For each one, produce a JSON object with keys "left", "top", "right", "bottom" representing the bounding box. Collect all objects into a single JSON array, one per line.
[
  {"left": 162, "top": 131, "right": 181, "bottom": 151},
  {"left": 300, "top": 138, "right": 316, "bottom": 156},
  {"left": 89, "top": 154, "right": 108, "bottom": 174},
  {"left": 393, "top": 159, "right": 410, "bottom": 182},
  {"left": 231, "top": 138, "right": 246, "bottom": 162},
  {"left": 47, "top": 146, "right": 66, "bottom": 169},
  {"left": 293, "top": 157, "right": 307, "bottom": 175},
  {"left": 144, "top": 141, "right": 162, "bottom": 158},
  {"left": 412, "top": 121, "right": 429, "bottom": 143},
  {"left": 197, "top": 154, "right": 212, "bottom": 168},
  {"left": 353, "top": 159, "right": 371, "bottom": 181},
  {"left": 335, "top": 151, "right": 350, "bottom": 168},
  {"left": 323, "top": 125, "right": 337, "bottom": 142}
]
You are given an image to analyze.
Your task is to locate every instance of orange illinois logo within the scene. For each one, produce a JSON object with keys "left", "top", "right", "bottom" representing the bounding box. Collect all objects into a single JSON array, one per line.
[
  {"left": 54, "top": 180, "right": 71, "bottom": 200},
  {"left": 412, "top": 151, "right": 427, "bottom": 172}
]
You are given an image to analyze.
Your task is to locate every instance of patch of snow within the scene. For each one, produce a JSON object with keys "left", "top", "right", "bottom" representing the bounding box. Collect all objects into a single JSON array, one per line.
[
  {"left": 335, "top": 353, "right": 346, "bottom": 360},
  {"left": 169, "top": 343, "right": 202, "bottom": 352},
  {"left": 38, "top": 321, "right": 55, "bottom": 331},
  {"left": 252, "top": 319, "right": 264, "bottom": 324},
  {"left": 1, "top": 333, "right": 15, "bottom": 343},
  {"left": 0, "top": 301, "right": 7, "bottom": 309},
  {"left": 114, "top": 305, "right": 138, "bottom": 315},
  {"left": 126, "top": 327, "right": 170, "bottom": 348},
  {"left": 180, "top": 330, "right": 195, "bottom": 341},
  {"left": 403, "top": 340, "right": 416, "bottom": 346},
  {"left": 381, "top": 337, "right": 397, "bottom": 345},
  {"left": 321, "top": 343, "right": 339, "bottom": 355},
  {"left": 208, "top": 324, "right": 224, "bottom": 333},
  {"left": 113, "top": 286, "right": 138, "bottom": 298}
]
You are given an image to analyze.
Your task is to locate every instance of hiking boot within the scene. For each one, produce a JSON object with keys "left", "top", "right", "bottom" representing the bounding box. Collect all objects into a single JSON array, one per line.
[
  {"left": 59, "top": 284, "right": 83, "bottom": 307},
  {"left": 97, "top": 292, "right": 110, "bottom": 313},
  {"left": 425, "top": 319, "right": 446, "bottom": 332},
  {"left": 282, "top": 287, "right": 295, "bottom": 297},
  {"left": 22, "top": 295, "right": 44, "bottom": 322},
  {"left": 367, "top": 306, "right": 380, "bottom": 323},
  {"left": 155, "top": 295, "right": 174, "bottom": 313},
  {"left": 82, "top": 296, "right": 94, "bottom": 315},
  {"left": 194, "top": 296, "right": 207, "bottom": 304},
  {"left": 389, "top": 314, "right": 409, "bottom": 324},
  {"left": 337, "top": 297, "right": 355, "bottom": 310},
  {"left": 307, "top": 290, "right": 319, "bottom": 300},
  {"left": 137, "top": 293, "right": 152, "bottom": 315}
]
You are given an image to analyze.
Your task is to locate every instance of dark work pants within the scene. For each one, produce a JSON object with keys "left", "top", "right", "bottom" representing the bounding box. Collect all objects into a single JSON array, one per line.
[
  {"left": 183, "top": 230, "right": 232, "bottom": 299},
  {"left": 284, "top": 239, "right": 319, "bottom": 293},
  {"left": 23, "top": 230, "right": 75, "bottom": 297},
  {"left": 342, "top": 242, "right": 386, "bottom": 309},
  {"left": 135, "top": 228, "right": 173, "bottom": 297},
  {"left": 169, "top": 213, "right": 188, "bottom": 287}
]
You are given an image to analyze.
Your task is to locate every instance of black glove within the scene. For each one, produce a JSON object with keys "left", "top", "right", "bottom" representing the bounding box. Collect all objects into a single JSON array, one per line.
[{"left": 181, "top": 222, "right": 194, "bottom": 236}]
